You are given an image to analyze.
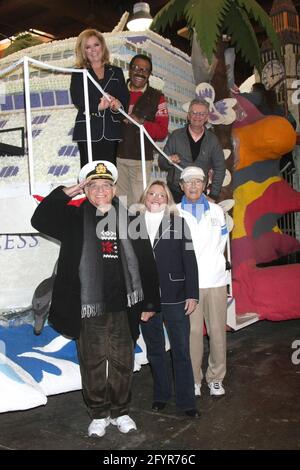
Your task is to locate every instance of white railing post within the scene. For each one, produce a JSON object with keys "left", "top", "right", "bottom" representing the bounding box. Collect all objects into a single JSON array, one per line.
[
  {"left": 1, "top": 56, "right": 182, "bottom": 193},
  {"left": 23, "top": 56, "right": 34, "bottom": 195},
  {"left": 139, "top": 127, "right": 147, "bottom": 190},
  {"left": 226, "top": 225, "right": 233, "bottom": 298},
  {"left": 83, "top": 69, "right": 92, "bottom": 163}
]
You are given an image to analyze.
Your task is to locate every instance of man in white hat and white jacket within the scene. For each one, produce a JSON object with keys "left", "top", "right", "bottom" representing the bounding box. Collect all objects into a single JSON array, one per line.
[
  {"left": 31, "top": 160, "right": 160, "bottom": 438},
  {"left": 177, "top": 166, "right": 229, "bottom": 398}
]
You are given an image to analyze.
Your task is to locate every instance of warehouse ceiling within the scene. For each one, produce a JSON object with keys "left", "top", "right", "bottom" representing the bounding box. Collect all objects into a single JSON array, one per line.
[
  {"left": 0, "top": 0, "right": 300, "bottom": 83},
  {"left": 1, "top": 0, "right": 300, "bottom": 44}
]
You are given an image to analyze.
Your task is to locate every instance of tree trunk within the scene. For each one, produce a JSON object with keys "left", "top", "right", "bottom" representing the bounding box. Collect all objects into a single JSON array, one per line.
[{"left": 210, "top": 39, "right": 234, "bottom": 202}]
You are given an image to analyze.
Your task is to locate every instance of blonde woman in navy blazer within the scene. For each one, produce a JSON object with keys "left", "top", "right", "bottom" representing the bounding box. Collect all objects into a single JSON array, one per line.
[
  {"left": 138, "top": 180, "right": 200, "bottom": 417},
  {"left": 70, "top": 29, "right": 129, "bottom": 168}
]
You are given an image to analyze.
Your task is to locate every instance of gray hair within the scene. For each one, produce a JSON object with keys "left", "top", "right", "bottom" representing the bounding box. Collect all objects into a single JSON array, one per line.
[{"left": 188, "top": 98, "right": 209, "bottom": 113}]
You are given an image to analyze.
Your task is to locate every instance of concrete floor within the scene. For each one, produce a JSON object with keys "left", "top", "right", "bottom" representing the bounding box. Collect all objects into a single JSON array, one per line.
[{"left": 0, "top": 319, "right": 299, "bottom": 451}]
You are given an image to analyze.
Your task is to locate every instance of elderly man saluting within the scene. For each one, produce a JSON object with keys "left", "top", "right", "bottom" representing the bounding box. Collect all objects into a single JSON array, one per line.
[
  {"left": 177, "top": 166, "right": 229, "bottom": 398},
  {"left": 31, "top": 160, "right": 160, "bottom": 438}
]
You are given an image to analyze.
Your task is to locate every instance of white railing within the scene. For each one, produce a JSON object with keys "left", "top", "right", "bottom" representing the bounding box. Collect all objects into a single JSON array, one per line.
[{"left": 0, "top": 56, "right": 182, "bottom": 195}]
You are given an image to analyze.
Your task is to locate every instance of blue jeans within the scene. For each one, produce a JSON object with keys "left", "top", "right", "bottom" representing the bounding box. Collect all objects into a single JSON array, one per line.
[{"left": 141, "top": 304, "right": 196, "bottom": 410}]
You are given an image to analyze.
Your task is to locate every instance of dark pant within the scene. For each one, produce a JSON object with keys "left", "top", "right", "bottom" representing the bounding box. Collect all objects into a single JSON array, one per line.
[
  {"left": 77, "top": 310, "right": 134, "bottom": 419},
  {"left": 141, "top": 304, "right": 196, "bottom": 410},
  {"left": 77, "top": 140, "right": 118, "bottom": 168}
]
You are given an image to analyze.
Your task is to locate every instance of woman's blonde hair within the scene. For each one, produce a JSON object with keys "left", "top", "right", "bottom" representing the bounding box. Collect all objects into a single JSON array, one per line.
[
  {"left": 75, "top": 29, "right": 110, "bottom": 68},
  {"left": 139, "top": 179, "right": 179, "bottom": 215}
]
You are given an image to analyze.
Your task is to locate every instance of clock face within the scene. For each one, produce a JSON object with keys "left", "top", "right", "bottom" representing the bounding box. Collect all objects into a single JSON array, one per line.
[{"left": 261, "top": 60, "right": 285, "bottom": 90}]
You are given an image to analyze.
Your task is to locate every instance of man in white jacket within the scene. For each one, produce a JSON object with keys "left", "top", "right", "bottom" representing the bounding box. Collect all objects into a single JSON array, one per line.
[{"left": 177, "top": 166, "right": 229, "bottom": 397}]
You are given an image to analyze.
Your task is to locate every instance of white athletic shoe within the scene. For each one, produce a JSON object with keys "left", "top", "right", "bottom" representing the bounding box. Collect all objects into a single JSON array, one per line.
[
  {"left": 110, "top": 414, "right": 137, "bottom": 433},
  {"left": 88, "top": 417, "right": 110, "bottom": 437},
  {"left": 208, "top": 381, "right": 225, "bottom": 396}
]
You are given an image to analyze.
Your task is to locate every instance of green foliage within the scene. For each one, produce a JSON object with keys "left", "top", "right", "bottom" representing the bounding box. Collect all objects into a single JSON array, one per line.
[
  {"left": 224, "top": 4, "right": 262, "bottom": 72},
  {"left": 151, "top": 0, "right": 185, "bottom": 32},
  {"left": 151, "top": 0, "right": 282, "bottom": 70},
  {"left": 184, "top": 0, "right": 231, "bottom": 64},
  {"left": 3, "top": 33, "right": 43, "bottom": 57}
]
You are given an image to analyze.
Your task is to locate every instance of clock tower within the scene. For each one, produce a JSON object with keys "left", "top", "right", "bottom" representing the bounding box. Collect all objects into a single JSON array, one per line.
[{"left": 260, "top": 0, "right": 300, "bottom": 128}]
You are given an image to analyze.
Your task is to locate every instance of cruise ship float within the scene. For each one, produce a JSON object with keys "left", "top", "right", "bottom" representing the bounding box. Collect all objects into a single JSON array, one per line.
[{"left": 0, "top": 29, "right": 195, "bottom": 311}]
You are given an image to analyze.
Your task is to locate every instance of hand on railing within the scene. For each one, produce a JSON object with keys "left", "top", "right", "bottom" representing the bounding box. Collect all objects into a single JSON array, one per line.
[
  {"left": 169, "top": 153, "right": 181, "bottom": 164},
  {"left": 109, "top": 96, "right": 122, "bottom": 112},
  {"left": 98, "top": 95, "right": 111, "bottom": 111}
]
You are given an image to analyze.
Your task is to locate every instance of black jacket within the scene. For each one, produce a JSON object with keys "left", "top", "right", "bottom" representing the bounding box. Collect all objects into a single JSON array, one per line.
[
  {"left": 70, "top": 64, "right": 129, "bottom": 142},
  {"left": 117, "top": 85, "right": 162, "bottom": 161},
  {"left": 132, "top": 213, "right": 199, "bottom": 304},
  {"left": 31, "top": 187, "right": 160, "bottom": 342}
]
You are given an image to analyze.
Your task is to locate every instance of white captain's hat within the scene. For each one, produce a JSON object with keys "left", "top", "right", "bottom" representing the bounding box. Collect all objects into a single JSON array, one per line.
[{"left": 78, "top": 160, "right": 118, "bottom": 184}]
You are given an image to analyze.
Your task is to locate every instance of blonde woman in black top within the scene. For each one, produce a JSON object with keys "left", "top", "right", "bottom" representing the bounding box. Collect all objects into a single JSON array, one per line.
[{"left": 70, "top": 29, "right": 129, "bottom": 167}]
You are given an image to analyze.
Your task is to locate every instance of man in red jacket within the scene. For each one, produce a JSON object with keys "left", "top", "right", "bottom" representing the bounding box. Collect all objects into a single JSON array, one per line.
[{"left": 117, "top": 54, "right": 169, "bottom": 208}]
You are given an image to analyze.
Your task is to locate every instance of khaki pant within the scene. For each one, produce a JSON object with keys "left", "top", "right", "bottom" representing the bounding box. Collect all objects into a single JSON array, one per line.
[
  {"left": 189, "top": 286, "right": 227, "bottom": 384},
  {"left": 116, "top": 158, "right": 153, "bottom": 208}
]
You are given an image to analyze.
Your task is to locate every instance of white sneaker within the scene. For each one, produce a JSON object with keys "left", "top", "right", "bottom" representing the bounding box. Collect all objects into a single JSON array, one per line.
[
  {"left": 208, "top": 381, "right": 225, "bottom": 396},
  {"left": 88, "top": 417, "right": 110, "bottom": 437},
  {"left": 194, "top": 383, "right": 201, "bottom": 396},
  {"left": 110, "top": 414, "right": 137, "bottom": 433}
]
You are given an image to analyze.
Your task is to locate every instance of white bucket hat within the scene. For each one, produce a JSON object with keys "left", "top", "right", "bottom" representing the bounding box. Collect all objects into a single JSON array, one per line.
[{"left": 180, "top": 166, "right": 205, "bottom": 182}]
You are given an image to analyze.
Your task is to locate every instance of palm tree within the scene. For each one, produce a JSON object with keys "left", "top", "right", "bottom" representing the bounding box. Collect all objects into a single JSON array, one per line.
[
  {"left": 151, "top": 0, "right": 282, "bottom": 200},
  {"left": 152, "top": 0, "right": 281, "bottom": 76}
]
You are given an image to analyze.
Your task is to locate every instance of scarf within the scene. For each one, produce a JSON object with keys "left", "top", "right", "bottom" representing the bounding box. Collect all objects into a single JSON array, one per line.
[
  {"left": 79, "top": 198, "right": 143, "bottom": 319},
  {"left": 181, "top": 194, "right": 209, "bottom": 222}
]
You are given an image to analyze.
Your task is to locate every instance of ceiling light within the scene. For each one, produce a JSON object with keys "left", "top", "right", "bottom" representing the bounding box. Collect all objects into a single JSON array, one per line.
[{"left": 127, "top": 2, "right": 153, "bottom": 32}]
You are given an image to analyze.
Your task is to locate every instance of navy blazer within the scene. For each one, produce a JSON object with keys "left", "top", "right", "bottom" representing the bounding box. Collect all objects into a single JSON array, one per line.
[
  {"left": 70, "top": 64, "right": 129, "bottom": 142},
  {"left": 144, "top": 213, "right": 199, "bottom": 305}
]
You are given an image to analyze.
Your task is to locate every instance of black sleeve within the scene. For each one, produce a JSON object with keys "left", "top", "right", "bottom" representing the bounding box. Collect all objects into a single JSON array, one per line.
[
  {"left": 70, "top": 71, "right": 82, "bottom": 108},
  {"left": 158, "top": 134, "right": 175, "bottom": 171},
  {"left": 70, "top": 70, "right": 101, "bottom": 114},
  {"left": 127, "top": 228, "right": 161, "bottom": 345},
  {"left": 209, "top": 135, "right": 226, "bottom": 201},
  {"left": 132, "top": 236, "right": 161, "bottom": 313},
  {"left": 114, "top": 67, "right": 129, "bottom": 113},
  {"left": 31, "top": 187, "right": 73, "bottom": 241}
]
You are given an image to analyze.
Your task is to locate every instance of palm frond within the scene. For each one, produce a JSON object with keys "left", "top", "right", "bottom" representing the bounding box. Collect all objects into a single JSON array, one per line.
[
  {"left": 151, "top": 0, "right": 185, "bottom": 33},
  {"left": 224, "top": 4, "right": 262, "bottom": 72},
  {"left": 152, "top": 0, "right": 282, "bottom": 71},
  {"left": 236, "top": 0, "right": 282, "bottom": 60},
  {"left": 184, "top": 0, "right": 232, "bottom": 63}
]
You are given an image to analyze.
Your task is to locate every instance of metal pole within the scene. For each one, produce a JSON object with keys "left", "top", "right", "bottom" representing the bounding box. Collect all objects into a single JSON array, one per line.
[
  {"left": 226, "top": 215, "right": 233, "bottom": 298},
  {"left": 23, "top": 56, "right": 34, "bottom": 195},
  {"left": 83, "top": 69, "right": 93, "bottom": 163},
  {"left": 139, "top": 127, "right": 147, "bottom": 189}
]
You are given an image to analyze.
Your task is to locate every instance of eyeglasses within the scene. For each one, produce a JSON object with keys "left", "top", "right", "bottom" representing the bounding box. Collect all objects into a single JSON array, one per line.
[
  {"left": 147, "top": 192, "right": 167, "bottom": 199},
  {"left": 189, "top": 111, "right": 208, "bottom": 117},
  {"left": 86, "top": 182, "right": 113, "bottom": 191},
  {"left": 183, "top": 179, "right": 204, "bottom": 187},
  {"left": 130, "top": 64, "right": 151, "bottom": 74}
]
